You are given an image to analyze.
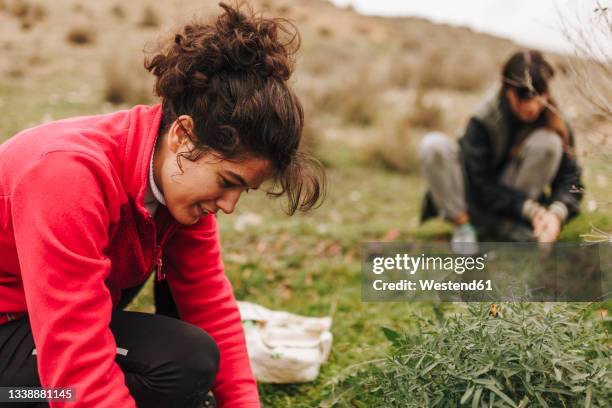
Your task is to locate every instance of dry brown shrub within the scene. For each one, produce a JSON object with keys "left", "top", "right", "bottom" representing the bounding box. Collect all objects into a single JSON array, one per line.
[
  {"left": 9, "top": 1, "right": 29, "bottom": 18},
  {"left": 418, "top": 50, "right": 447, "bottom": 89},
  {"left": 31, "top": 3, "right": 45, "bottom": 20},
  {"left": 110, "top": 4, "right": 125, "bottom": 19},
  {"left": 19, "top": 18, "right": 32, "bottom": 30},
  {"left": 354, "top": 23, "right": 371, "bottom": 36},
  {"left": 400, "top": 36, "right": 423, "bottom": 51},
  {"left": 417, "top": 48, "right": 491, "bottom": 92},
  {"left": 7, "top": 67, "right": 24, "bottom": 78},
  {"left": 103, "top": 58, "right": 154, "bottom": 105},
  {"left": 317, "top": 25, "right": 333, "bottom": 38},
  {"left": 301, "top": 43, "right": 349, "bottom": 76},
  {"left": 560, "top": 3, "right": 612, "bottom": 243},
  {"left": 8, "top": 1, "right": 46, "bottom": 30},
  {"left": 27, "top": 52, "right": 45, "bottom": 66},
  {"left": 407, "top": 90, "right": 444, "bottom": 129},
  {"left": 276, "top": 4, "right": 290, "bottom": 14},
  {"left": 139, "top": 5, "right": 160, "bottom": 28},
  {"left": 259, "top": 0, "right": 272, "bottom": 10},
  {"left": 386, "top": 57, "right": 417, "bottom": 88},
  {"left": 445, "top": 53, "right": 493, "bottom": 92},
  {"left": 362, "top": 116, "right": 420, "bottom": 174},
  {"left": 315, "top": 78, "right": 381, "bottom": 126},
  {"left": 66, "top": 26, "right": 95, "bottom": 45},
  {"left": 560, "top": 3, "right": 612, "bottom": 120}
]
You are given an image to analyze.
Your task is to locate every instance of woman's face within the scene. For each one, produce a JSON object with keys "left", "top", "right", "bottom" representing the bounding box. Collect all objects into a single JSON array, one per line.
[
  {"left": 506, "top": 88, "right": 549, "bottom": 123},
  {"left": 155, "top": 116, "right": 271, "bottom": 225}
]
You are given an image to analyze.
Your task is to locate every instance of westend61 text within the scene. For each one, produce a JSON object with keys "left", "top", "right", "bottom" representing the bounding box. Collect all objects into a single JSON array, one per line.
[{"left": 372, "top": 279, "right": 493, "bottom": 291}]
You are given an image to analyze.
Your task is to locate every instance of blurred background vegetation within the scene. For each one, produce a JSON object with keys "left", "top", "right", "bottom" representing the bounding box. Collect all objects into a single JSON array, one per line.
[{"left": 0, "top": 1, "right": 610, "bottom": 406}]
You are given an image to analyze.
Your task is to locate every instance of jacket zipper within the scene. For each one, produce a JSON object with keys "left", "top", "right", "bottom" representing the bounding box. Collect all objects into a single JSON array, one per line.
[
  {"left": 148, "top": 208, "right": 179, "bottom": 282},
  {"left": 154, "top": 223, "right": 179, "bottom": 282},
  {"left": 156, "top": 249, "right": 165, "bottom": 282},
  {"left": 146, "top": 213, "right": 164, "bottom": 281}
]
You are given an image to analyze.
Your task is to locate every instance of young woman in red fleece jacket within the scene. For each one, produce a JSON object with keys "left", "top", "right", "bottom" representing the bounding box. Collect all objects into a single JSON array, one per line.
[{"left": 0, "top": 3, "right": 324, "bottom": 407}]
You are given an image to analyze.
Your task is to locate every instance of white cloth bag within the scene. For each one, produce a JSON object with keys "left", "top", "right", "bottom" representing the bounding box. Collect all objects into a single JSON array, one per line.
[{"left": 237, "top": 301, "right": 333, "bottom": 383}]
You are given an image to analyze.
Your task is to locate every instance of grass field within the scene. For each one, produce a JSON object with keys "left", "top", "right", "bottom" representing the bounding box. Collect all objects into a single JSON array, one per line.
[{"left": 122, "top": 139, "right": 611, "bottom": 406}]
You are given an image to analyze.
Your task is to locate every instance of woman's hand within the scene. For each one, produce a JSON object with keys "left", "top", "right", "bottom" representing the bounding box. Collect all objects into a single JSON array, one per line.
[{"left": 532, "top": 209, "right": 561, "bottom": 243}]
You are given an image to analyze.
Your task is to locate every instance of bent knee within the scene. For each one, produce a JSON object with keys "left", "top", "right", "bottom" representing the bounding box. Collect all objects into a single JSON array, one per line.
[
  {"left": 419, "top": 132, "right": 455, "bottom": 163},
  {"left": 524, "top": 129, "right": 563, "bottom": 159},
  {"left": 158, "top": 322, "right": 220, "bottom": 399},
  {"left": 179, "top": 327, "right": 220, "bottom": 383}
]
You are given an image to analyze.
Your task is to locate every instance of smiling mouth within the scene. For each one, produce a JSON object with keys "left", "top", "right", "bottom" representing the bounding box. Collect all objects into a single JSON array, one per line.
[{"left": 197, "top": 203, "right": 213, "bottom": 217}]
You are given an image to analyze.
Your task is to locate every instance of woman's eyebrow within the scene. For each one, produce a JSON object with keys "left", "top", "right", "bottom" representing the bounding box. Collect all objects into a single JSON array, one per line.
[{"left": 225, "top": 170, "right": 253, "bottom": 189}]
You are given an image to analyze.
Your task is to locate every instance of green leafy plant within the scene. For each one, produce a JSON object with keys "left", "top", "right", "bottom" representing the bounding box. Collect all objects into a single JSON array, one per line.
[{"left": 326, "top": 303, "right": 611, "bottom": 407}]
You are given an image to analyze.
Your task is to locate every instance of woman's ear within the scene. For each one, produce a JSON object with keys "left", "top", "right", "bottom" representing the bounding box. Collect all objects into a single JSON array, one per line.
[
  {"left": 505, "top": 88, "right": 517, "bottom": 105},
  {"left": 167, "top": 115, "right": 196, "bottom": 153}
]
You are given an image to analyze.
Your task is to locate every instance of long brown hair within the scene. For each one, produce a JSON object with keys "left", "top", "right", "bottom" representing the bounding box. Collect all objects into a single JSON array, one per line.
[
  {"left": 145, "top": 2, "right": 325, "bottom": 214},
  {"left": 501, "top": 50, "right": 570, "bottom": 151}
]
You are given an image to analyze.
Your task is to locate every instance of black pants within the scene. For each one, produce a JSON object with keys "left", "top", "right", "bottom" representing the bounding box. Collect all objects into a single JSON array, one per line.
[{"left": 0, "top": 279, "right": 219, "bottom": 408}]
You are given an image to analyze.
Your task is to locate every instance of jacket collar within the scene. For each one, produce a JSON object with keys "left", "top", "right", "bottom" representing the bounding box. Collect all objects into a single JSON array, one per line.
[{"left": 118, "top": 104, "right": 163, "bottom": 215}]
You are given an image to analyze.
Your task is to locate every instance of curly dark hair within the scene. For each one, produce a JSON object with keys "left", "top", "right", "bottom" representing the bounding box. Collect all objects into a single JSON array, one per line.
[{"left": 145, "top": 2, "right": 325, "bottom": 214}]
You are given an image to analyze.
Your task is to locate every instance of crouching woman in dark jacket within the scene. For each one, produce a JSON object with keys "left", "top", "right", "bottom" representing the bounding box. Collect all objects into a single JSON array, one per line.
[{"left": 419, "top": 50, "right": 583, "bottom": 245}]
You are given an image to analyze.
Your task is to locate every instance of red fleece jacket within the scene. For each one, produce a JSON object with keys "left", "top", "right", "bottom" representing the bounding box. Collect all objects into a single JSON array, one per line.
[{"left": 0, "top": 105, "right": 260, "bottom": 407}]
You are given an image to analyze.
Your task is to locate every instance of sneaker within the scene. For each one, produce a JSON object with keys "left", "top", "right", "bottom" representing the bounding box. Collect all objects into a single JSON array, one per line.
[
  {"left": 202, "top": 392, "right": 216, "bottom": 407},
  {"left": 451, "top": 223, "right": 479, "bottom": 255}
]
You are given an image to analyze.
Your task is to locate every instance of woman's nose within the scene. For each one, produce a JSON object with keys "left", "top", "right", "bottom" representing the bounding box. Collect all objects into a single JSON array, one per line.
[{"left": 216, "top": 189, "right": 242, "bottom": 214}]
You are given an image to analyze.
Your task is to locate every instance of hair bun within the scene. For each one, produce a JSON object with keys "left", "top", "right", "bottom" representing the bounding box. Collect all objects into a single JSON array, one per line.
[
  {"left": 213, "top": 2, "right": 297, "bottom": 79},
  {"left": 146, "top": 2, "right": 299, "bottom": 99}
]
